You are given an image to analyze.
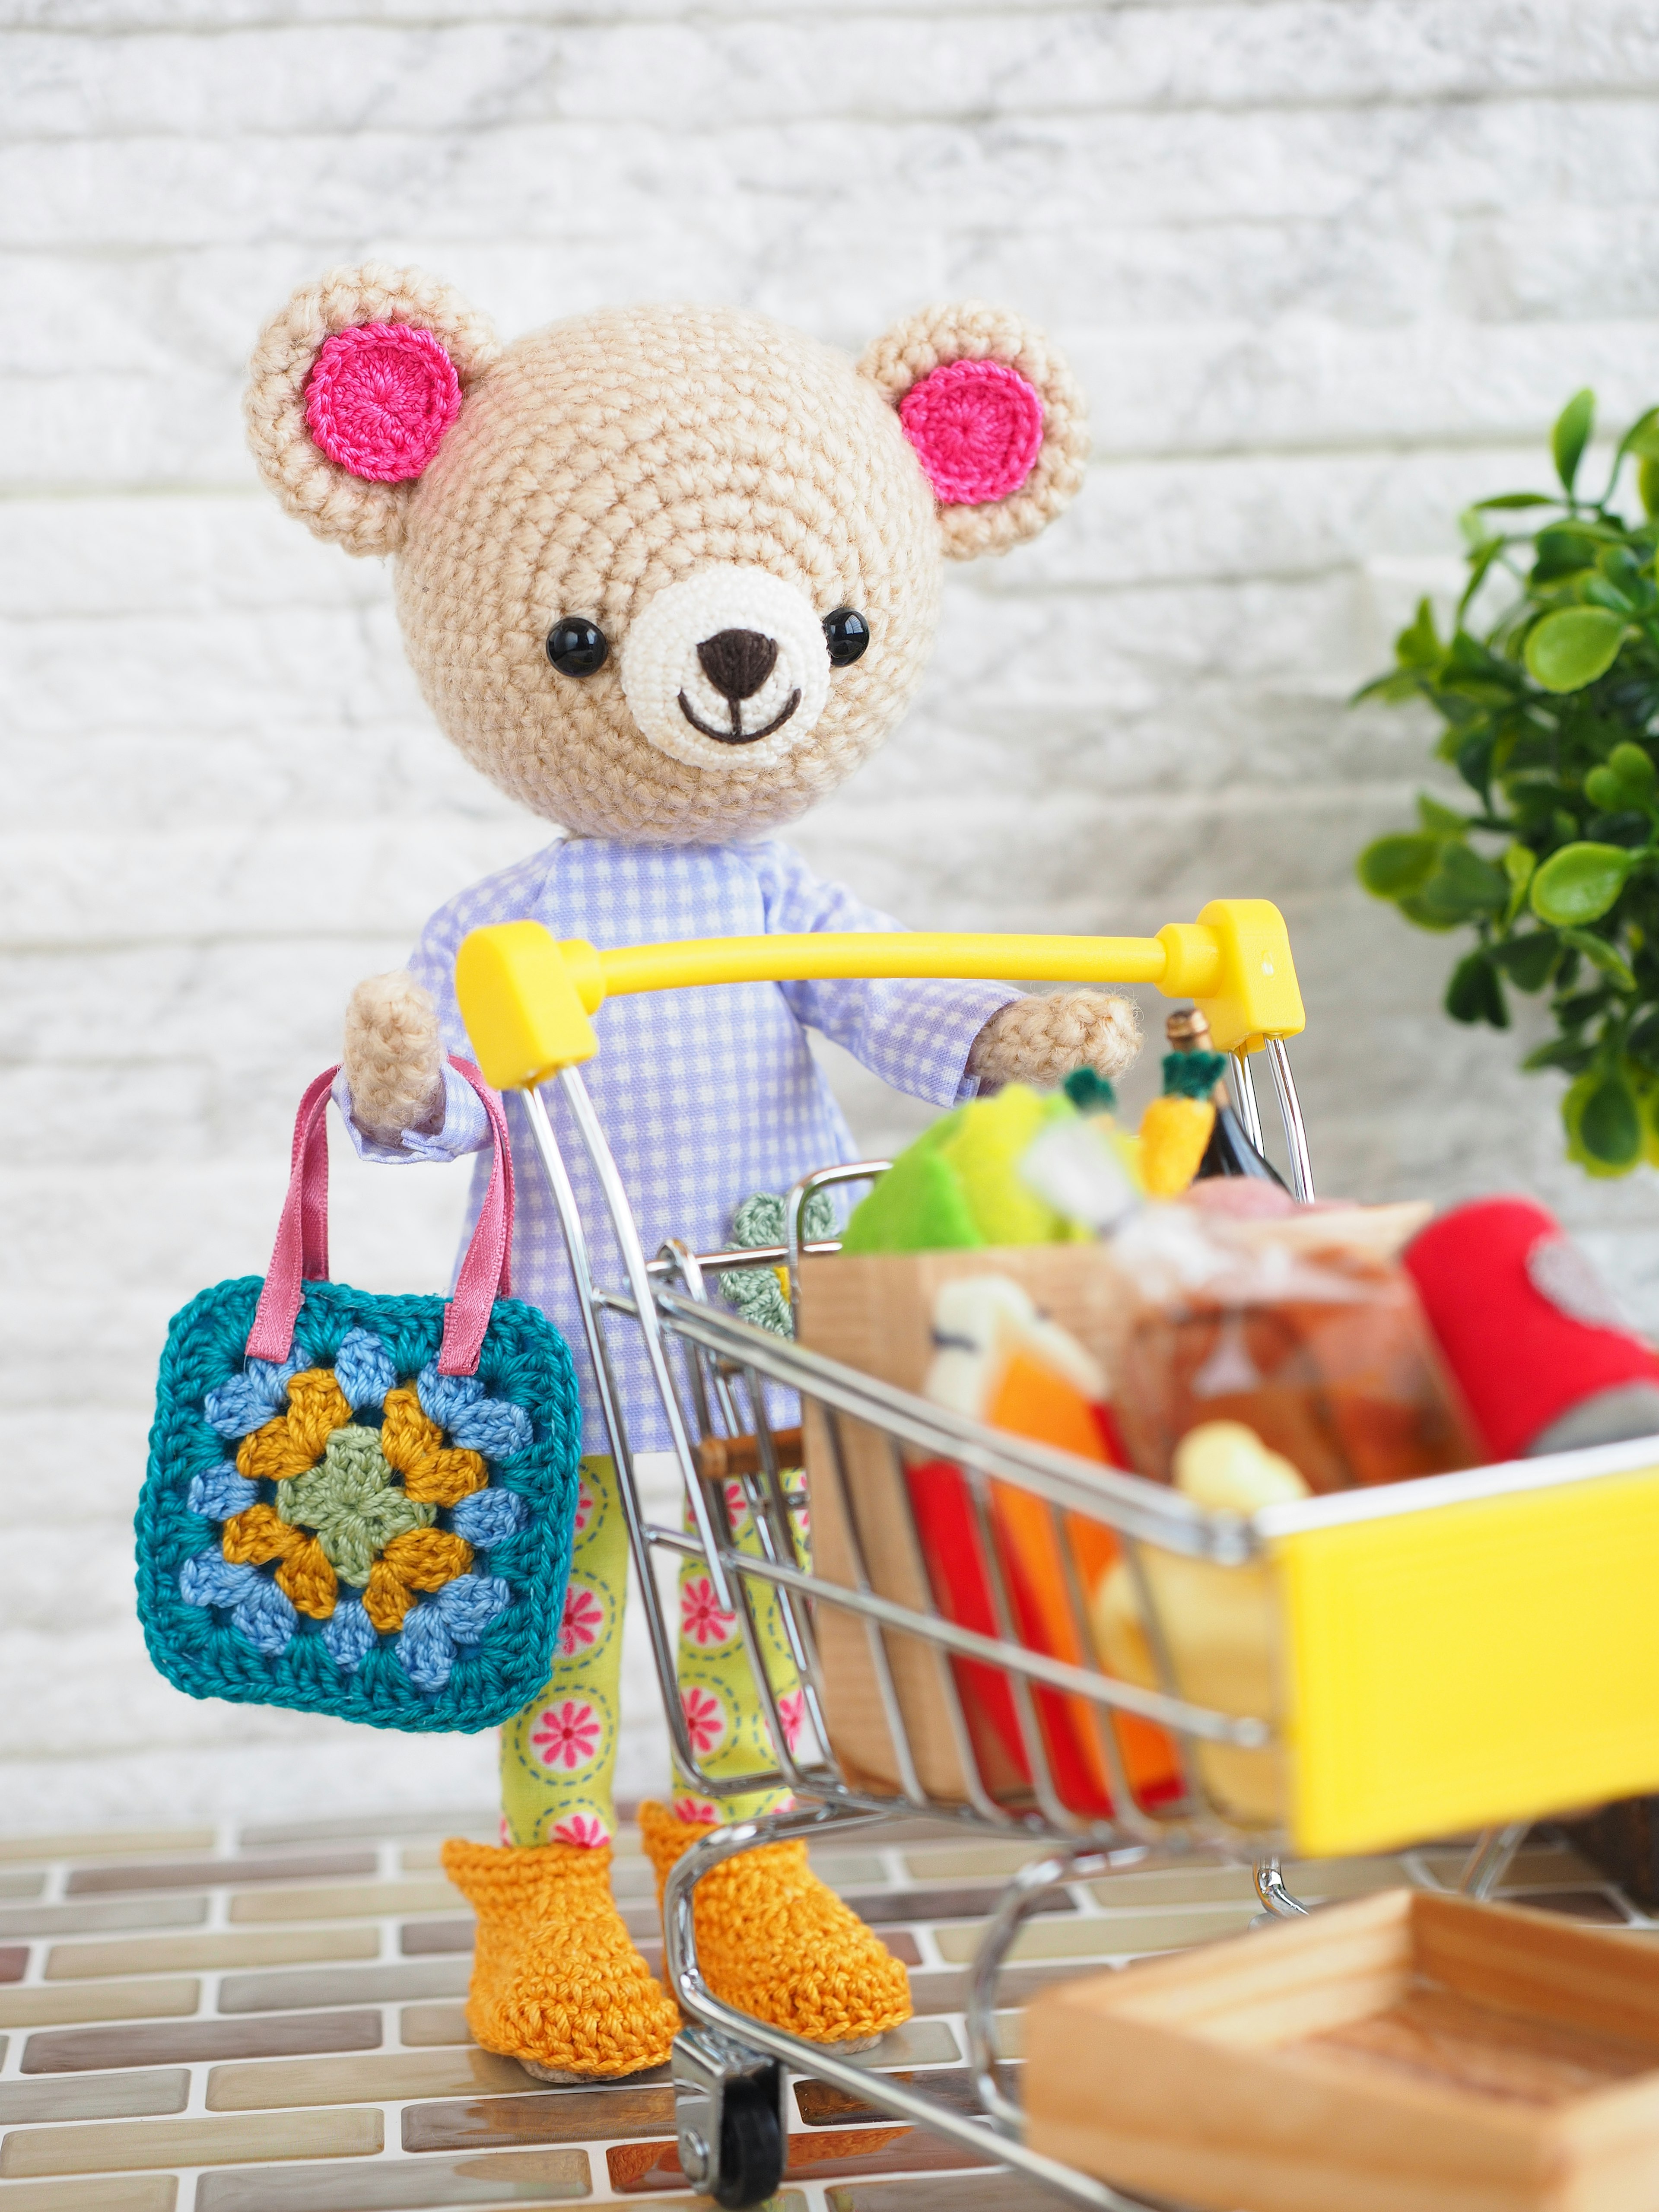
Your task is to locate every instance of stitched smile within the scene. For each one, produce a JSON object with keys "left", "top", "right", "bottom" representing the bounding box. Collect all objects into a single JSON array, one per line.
[{"left": 676, "top": 689, "right": 802, "bottom": 744}]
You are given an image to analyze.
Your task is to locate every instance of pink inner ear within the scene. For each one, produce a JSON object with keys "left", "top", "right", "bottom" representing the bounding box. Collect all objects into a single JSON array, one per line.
[
  {"left": 897, "top": 357, "right": 1045, "bottom": 506},
  {"left": 303, "top": 322, "right": 462, "bottom": 484}
]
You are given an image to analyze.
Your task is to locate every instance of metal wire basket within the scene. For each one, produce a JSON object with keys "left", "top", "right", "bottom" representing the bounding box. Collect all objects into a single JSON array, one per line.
[{"left": 455, "top": 912, "right": 1659, "bottom": 2209}]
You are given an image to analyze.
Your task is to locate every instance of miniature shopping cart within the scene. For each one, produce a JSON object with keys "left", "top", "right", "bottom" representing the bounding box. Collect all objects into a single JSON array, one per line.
[{"left": 454, "top": 908, "right": 1659, "bottom": 2211}]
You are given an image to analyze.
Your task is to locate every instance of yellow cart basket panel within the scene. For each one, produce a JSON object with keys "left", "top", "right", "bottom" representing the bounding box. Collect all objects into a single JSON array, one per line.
[{"left": 1271, "top": 1449, "right": 1659, "bottom": 1859}]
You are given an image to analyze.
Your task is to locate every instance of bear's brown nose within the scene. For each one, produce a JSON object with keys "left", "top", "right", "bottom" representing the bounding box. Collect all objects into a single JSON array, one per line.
[{"left": 696, "top": 629, "right": 778, "bottom": 703}]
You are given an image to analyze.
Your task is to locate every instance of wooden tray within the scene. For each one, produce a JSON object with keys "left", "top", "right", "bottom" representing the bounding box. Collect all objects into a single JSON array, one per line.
[{"left": 1025, "top": 1888, "right": 1659, "bottom": 2212}]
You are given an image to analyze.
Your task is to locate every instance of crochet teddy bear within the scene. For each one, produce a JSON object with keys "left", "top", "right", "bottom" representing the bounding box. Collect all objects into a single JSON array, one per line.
[{"left": 244, "top": 265, "right": 1138, "bottom": 2081}]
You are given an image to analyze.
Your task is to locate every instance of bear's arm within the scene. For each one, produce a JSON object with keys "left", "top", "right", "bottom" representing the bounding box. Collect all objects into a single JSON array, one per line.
[
  {"left": 330, "top": 904, "right": 492, "bottom": 1166},
  {"left": 745, "top": 842, "right": 1021, "bottom": 1109}
]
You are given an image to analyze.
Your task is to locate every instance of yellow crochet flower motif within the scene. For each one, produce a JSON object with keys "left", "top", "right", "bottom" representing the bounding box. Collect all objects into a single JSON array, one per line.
[{"left": 228, "top": 1368, "right": 486, "bottom": 1630}]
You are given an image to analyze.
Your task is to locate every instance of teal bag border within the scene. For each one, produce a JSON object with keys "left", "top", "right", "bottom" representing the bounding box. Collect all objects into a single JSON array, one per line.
[{"left": 137, "top": 1274, "right": 581, "bottom": 1733}]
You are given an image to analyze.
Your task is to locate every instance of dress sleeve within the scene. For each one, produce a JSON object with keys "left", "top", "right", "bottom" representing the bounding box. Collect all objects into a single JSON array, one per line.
[
  {"left": 331, "top": 896, "right": 491, "bottom": 1165},
  {"left": 749, "top": 842, "right": 1022, "bottom": 1109}
]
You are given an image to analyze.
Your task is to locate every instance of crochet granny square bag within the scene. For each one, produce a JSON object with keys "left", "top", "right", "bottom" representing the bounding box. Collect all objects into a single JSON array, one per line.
[{"left": 137, "top": 1060, "right": 581, "bottom": 1732}]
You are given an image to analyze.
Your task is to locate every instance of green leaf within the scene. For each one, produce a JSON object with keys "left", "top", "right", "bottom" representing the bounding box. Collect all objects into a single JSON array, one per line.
[
  {"left": 1503, "top": 765, "right": 1549, "bottom": 807},
  {"left": 1416, "top": 793, "right": 1467, "bottom": 835},
  {"left": 1440, "top": 680, "right": 1514, "bottom": 713},
  {"left": 1445, "top": 952, "right": 1509, "bottom": 1028},
  {"left": 1531, "top": 836, "right": 1637, "bottom": 925},
  {"left": 1531, "top": 540, "right": 1596, "bottom": 587},
  {"left": 1413, "top": 843, "right": 1510, "bottom": 921},
  {"left": 1458, "top": 505, "right": 1497, "bottom": 554},
  {"left": 1395, "top": 894, "right": 1464, "bottom": 933},
  {"left": 1487, "top": 931, "right": 1559, "bottom": 990},
  {"left": 1357, "top": 833, "right": 1441, "bottom": 899},
  {"left": 1531, "top": 521, "right": 1622, "bottom": 582},
  {"left": 1559, "top": 926, "right": 1637, "bottom": 990},
  {"left": 1524, "top": 607, "right": 1629, "bottom": 692},
  {"left": 1352, "top": 668, "right": 1425, "bottom": 706},
  {"left": 1584, "top": 576, "right": 1638, "bottom": 616},
  {"left": 1457, "top": 538, "right": 1506, "bottom": 620},
  {"left": 1553, "top": 389, "right": 1596, "bottom": 494},
  {"left": 1610, "top": 741, "right": 1658, "bottom": 801},
  {"left": 1524, "top": 1036, "right": 1595, "bottom": 1074},
  {"left": 1503, "top": 845, "right": 1536, "bottom": 889},
  {"left": 1586, "top": 810, "right": 1649, "bottom": 848},
  {"left": 1567, "top": 1065, "right": 1642, "bottom": 1172},
  {"left": 1554, "top": 987, "right": 1611, "bottom": 1029},
  {"left": 1625, "top": 408, "right": 1659, "bottom": 462},
  {"left": 1641, "top": 457, "right": 1659, "bottom": 519},
  {"left": 1530, "top": 841, "right": 1634, "bottom": 925},
  {"left": 1454, "top": 729, "right": 1497, "bottom": 795},
  {"left": 1627, "top": 1005, "right": 1659, "bottom": 1069},
  {"left": 1471, "top": 492, "right": 1559, "bottom": 510},
  {"left": 1600, "top": 545, "right": 1648, "bottom": 596},
  {"left": 1444, "top": 631, "right": 1519, "bottom": 685},
  {"left": 1395, "top": 597, "right": 1441, "bottom": 671},
  {"left": 1585, "top": 765, "right": 1630, "bottom": 812}
]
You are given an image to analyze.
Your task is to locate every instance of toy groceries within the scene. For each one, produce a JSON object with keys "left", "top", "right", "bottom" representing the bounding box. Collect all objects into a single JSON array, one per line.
[
  {"left": 1092, "top": 1421, "right": 1308, "bottom": 1821},
  {"left": 1108, "top": 1202, "right": 1480, "bottom": 1491},
  {"left": 846, "top": 1074, "right": 1480, "bottom": 1496},
  {"left": 1139, "top": 1006, "right": 1286, "bottom": 1195},
  {"left": 809, "top": 1062, "right": 1659, "bottom": 1849},
  {"left": 840, "top": 1083, "right": 1086, "bottom": 1253},
  {"left": 1406, "top": 1196, "right": 1659, "bottom": 1457},
  {"left": 915, "top": 1277, "right": 1181, "bottom": 1813}
]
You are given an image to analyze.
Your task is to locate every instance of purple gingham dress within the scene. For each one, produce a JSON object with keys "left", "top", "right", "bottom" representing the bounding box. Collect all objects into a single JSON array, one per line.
[{"left": 340, "top": 837, "right": 1017, "bottom": 1452}]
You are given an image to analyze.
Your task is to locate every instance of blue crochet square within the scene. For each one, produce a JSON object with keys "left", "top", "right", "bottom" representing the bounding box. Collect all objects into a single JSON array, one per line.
[{"left": 137, "top": 1275, "right": 581, "bottom": 1734}]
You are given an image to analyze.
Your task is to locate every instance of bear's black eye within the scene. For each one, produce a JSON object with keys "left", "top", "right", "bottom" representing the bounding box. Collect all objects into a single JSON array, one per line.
[
  {"left": 823, "top": 607, "right": 870, "bottom": 667},
  {"left": 546, "top": 617, "right": 609, "bottom": 677}
]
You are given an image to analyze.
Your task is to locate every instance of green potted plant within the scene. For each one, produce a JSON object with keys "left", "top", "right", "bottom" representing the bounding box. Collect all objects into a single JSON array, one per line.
[{"left": 1357, "top": 392, "right": 1659, "bottom": 1175}]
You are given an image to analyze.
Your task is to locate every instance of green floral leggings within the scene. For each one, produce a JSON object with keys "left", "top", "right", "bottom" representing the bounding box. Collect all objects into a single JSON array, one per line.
[{"left": 500, "top": 1455, "right": 811, "bottom": 1847}]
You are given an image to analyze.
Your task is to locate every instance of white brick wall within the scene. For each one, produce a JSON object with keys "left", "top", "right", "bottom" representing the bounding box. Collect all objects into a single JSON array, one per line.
[{"left": 7, "top": 0, "right": 1659, "bottom": 1835}]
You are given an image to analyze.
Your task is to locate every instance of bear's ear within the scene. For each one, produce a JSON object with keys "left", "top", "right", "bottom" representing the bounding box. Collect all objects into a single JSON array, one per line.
[
  {"left": 243, "top": 264, "right": 501, "bottom": 558},
  {"left": 858, "top": 302, "right": 1087, "bottom": 561}
]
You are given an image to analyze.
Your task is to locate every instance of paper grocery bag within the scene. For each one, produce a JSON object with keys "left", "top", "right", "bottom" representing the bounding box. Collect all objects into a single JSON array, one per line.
[{"left": 796, "top": 1244, "right": 1132, "bottom": 1806}]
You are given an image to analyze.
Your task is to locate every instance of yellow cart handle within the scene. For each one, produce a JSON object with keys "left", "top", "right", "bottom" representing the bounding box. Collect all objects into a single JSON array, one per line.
[{"left": 454, "top": 899, "right": 1304, "bottom": 1092}]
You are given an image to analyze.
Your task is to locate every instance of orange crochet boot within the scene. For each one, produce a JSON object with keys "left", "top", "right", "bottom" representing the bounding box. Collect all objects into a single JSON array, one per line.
[
  {"left": 639, "top": 1801, "right": 911, "bottom": 2047},
  {"left": 442, "top": 1836, "right": 680, "bottom": 2079}
]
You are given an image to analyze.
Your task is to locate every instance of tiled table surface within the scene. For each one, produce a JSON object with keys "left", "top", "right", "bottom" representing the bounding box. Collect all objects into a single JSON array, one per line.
[{"left": 0, "top": 1808, "right": 1640, "bottom": 2212}]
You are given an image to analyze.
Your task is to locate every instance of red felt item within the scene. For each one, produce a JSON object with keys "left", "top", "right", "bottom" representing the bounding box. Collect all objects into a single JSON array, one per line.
[
  {"left": 1403, "top": 1197, "right": 1659, "bottom": 1462},
  {"left": 903, "top": 1455, "right": 1184, "bottom": 1816},
  {"left": 905, "top": 1458, "right": 1110, "bottom": 1807},
  {"left": 1093, "top": 1400, "right": 1132, "bottom": 1469},
  {"left": 903, "top": 1458, "right": 1027, "bottom": 1780}
]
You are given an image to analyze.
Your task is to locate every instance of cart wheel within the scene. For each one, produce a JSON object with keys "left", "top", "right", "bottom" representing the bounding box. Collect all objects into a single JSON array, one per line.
[{"left": 712, "top": 2072, "right": 785, "bottom": 2209}]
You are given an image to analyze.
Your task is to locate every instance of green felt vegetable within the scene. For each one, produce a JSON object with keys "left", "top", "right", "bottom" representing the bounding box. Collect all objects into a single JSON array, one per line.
[{"left": 840, "top": 1086, "right": 1082, "bottom": 1254}]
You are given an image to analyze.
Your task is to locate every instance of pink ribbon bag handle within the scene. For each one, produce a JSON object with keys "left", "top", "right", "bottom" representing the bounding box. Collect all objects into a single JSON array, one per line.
[{"left": 245, "top": 1058, "right": 514, "bottom": 1378}]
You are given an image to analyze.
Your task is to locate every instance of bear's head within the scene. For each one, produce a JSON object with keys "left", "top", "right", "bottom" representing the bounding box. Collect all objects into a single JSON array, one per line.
[{"left": 245, "top": 264, "right": 1087, "bottom": 844}]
